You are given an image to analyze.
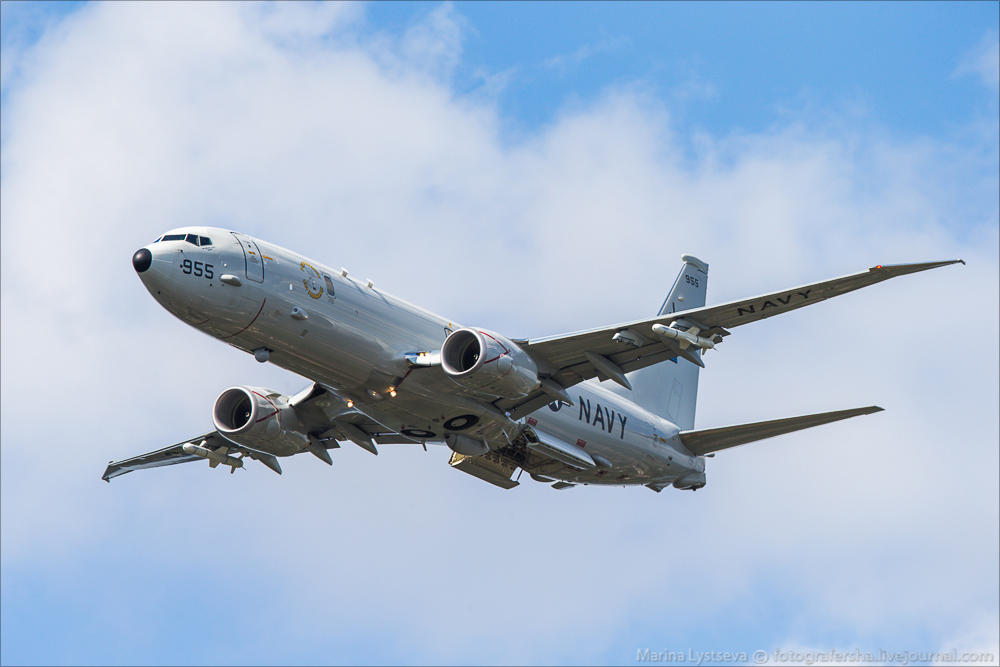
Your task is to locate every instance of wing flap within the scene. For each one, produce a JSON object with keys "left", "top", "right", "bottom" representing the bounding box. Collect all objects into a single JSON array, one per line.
[
  {"left": 678, "top": 406, "right": 883, "bottom": 456},
  {"left": 294, "top": 383, "right": 422, "bottom": 446}
]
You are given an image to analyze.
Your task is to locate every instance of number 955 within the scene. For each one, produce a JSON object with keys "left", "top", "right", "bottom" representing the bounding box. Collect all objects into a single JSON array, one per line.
[{"left": 180, "top": 259, "right": 214, "bottom": 279}]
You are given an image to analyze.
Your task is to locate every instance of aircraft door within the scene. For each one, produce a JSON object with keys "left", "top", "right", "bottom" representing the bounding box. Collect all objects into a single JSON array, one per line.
[{"left": 231, "top": 232, "right": 264, "bottom": 283}]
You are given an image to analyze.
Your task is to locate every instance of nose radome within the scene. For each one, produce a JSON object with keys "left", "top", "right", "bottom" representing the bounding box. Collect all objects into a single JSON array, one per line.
[{"left": 132, "top": 248, "right": 152, "bottom": 273}]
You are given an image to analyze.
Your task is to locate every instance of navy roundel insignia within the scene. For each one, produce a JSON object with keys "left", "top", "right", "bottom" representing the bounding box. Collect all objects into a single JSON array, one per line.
[{"left": 443, "top": 414, "right": 479, "bottom": 431}]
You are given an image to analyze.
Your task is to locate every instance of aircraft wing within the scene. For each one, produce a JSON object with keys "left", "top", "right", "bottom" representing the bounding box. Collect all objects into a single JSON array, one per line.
[
  {"left": 646, "top": 260, "right": 963, "bottom": 331},
  {"left": 103, "top": 430, "right": 293, "bottom": 480},
  {"left": 103, "top": 385, "right": 433, "bottom": 481},
  {"left": 500, "top": 261, "right": 962, "bottom": 420},
  {"left": 103, "top": 432, "right": 233, "bottom": 481},
  {"left": 678, "top": 405, "right": 884, "bottom": 456}
]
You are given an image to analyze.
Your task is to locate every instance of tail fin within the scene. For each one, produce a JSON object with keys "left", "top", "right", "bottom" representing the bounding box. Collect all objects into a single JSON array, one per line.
[{"left": 609, "top": 255, "right": 708, "bottom": 429}]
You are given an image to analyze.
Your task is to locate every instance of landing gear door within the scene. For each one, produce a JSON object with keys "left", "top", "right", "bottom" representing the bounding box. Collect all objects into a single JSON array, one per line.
[{"left": 231, "top": 232, "right": 264, "bottom": 283}]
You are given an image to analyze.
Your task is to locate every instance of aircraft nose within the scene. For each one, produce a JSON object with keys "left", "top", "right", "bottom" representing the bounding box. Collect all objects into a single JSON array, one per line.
[{"left": 132, "top": 248, "right": 152, "bottom": 273}]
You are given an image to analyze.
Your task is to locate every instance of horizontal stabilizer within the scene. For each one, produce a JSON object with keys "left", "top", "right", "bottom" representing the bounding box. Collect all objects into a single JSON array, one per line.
[{"left": 679, "top": 406, "right": 883, "bottom": 456}]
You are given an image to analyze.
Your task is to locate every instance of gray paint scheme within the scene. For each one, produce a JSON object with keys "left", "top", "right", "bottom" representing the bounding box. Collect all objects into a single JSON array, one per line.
[{"left": 104, "top": 227, "right": 962, "bottom": 492}]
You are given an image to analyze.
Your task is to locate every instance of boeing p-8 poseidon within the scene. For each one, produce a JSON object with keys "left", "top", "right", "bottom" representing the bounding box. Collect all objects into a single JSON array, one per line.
[{"left": 104, "top": 229, "right": 962, "bottom": 492}]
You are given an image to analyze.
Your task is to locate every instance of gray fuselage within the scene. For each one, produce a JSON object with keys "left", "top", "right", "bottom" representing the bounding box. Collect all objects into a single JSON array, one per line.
[{"left": 137, "top": 227, "right": 702, "bottom": 487}]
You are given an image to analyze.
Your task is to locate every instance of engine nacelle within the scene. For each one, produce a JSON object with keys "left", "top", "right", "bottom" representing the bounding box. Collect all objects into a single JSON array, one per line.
[
  {"left": 212, "top": 386, "right": 310, "bottom": 457},
  {"left": 440, "top": 328, "right": 540, "bottom": 399}
]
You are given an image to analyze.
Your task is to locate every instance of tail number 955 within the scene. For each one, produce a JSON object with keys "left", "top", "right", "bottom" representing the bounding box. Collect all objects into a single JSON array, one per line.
[{"left": 180, "top": 259, "right": 214, "bottom": 279}]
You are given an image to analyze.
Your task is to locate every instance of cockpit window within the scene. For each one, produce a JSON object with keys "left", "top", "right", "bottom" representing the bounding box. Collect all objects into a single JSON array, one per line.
[{"left": 154, "top": 233, "right": 213, "bottom": 246}]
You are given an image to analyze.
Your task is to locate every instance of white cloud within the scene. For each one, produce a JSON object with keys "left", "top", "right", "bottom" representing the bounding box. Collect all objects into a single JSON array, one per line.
[
  {"left": 935, "top": 613, "right": 1000, "bottom": 665},
  {"left": 1, "top": 3, "right": 997, "bottom": 664},
  {"left": 397, "top": 2, "right": 466, "bottom": 81},
  {"left": 0, "top": 2, "right": 73, "bottom": 97},
  {"left": 956, "top": 30, "right": 1000, "bottom": 91},
  {"left": 544, "top": 35, "right": 630, "bottom": 74},
  {"left": 244, "top": 0, "right": 362, "bottom": 43}
]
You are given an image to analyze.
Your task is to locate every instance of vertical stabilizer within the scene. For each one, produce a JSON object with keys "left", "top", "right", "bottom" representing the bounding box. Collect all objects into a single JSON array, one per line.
[{"left": 607, "top": 256, "right": 708, "bottom": 430}]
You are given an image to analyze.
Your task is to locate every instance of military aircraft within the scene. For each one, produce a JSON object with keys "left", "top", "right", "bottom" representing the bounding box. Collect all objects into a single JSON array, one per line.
[{"left": 103, "top": 228, "right": 962, "bottom": 491}]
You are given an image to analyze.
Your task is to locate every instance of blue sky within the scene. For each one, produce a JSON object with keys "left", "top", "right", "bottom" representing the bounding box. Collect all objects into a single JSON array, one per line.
[
  {"left": 400, "top": 2, "right": 997, "bottom": 139},
  {"left": 1, "top": 2, "right": 997, "bottom": 666}
]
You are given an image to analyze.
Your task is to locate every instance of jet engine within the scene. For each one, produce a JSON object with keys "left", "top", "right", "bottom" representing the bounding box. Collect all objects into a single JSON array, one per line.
[
  {"left": 213, "top": 386, "right": 310, "bottom": 456},
  {"left": 440, "top": 328, "right": 540, "bottom": 399}
]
